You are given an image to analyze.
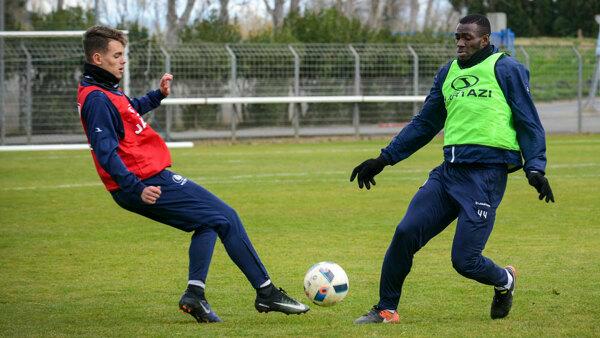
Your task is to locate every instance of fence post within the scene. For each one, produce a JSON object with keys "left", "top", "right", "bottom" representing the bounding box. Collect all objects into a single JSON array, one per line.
[
  {"left": 519, "top": 46, "right": 530, "bottom": 71},
  {"left": 0, "top": 0, "right": 4, "bottom": 145},
  {"left": 123, "top": 41, "right": 130, "bottom": 95},
  {"left": 0, "top": 39, "right": 4, "bottom": 145},
  {"left": 348, "top": 44, "right": 361, "bottom": 137},
  {"left": 585, "top": 57, "right": 600, "bottom": 111},
  {"left": 407, "top": 44, "right": 419, "bottom": 115},
  {"left": 288, "top": 45, "right": 300, "bottom": 138},
  {"left": 159, "top": 46, "right": 172, "bottom": 141},
  {"left": 572, "top": 46, "right": 583, "bottom": 133},
  {"left": 20, "top": 43, "right": 33, "bottom": 144},
  {"left": 225, "top": 44, "right": 238, "bottom": 141},
  {"left": 144, "top": 41, "right": 153, "bottom": 88}
]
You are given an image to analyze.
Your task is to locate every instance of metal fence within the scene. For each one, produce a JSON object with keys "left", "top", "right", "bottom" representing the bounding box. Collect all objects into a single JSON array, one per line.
[{"left": 0, "top": 37, "right": 598, "bottom": 145}]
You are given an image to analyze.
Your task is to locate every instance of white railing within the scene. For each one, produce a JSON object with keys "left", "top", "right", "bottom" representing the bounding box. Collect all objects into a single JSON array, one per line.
[{"left": 161, "top": 95, "right": 427, "bottom": 140}]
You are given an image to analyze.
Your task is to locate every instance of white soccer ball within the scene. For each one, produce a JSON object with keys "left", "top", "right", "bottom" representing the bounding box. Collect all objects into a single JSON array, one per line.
[{"left": 303, "top": 262, "right": 349, "bottom": 306}]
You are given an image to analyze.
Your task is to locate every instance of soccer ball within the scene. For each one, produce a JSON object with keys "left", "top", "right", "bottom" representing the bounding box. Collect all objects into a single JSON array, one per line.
[{"left": 303, "top": 262, "right": 349, "bottom": 306}]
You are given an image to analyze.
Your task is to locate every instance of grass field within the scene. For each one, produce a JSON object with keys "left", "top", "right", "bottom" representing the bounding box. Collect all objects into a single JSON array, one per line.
[{"left": 1, "top": 134, "right": 599, "bottom": 337}]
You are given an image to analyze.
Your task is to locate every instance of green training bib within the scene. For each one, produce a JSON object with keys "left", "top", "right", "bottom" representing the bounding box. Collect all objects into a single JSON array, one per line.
[{"left": 442, "top": 52, "right": 520, "bottom": 151}]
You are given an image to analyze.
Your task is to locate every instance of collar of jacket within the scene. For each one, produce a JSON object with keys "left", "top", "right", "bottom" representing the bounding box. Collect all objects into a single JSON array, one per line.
[
  {"left": 82, "top": 63, "right": 121, "bottom": 91},
  {"left": 457, "top": 44, "right": 496, "bottom": 69}
]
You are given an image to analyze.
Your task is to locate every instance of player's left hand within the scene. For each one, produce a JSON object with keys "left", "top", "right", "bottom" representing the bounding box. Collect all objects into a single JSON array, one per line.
[
  {"left": 526, "top": 171, "right": 555, "bottom": 203},
  {"left": 350, "top": 156, "right": 388, "bottom": 190},
  {"left": 160, "top": 73, "right": 173, "bottom": 97}
]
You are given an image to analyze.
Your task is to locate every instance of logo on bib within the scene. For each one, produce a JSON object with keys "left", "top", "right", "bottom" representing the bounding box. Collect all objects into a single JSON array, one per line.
[
  {"left": 172, "top": 174, "right": 188, "bottom": 185},
  {"left": 451, "top": 75, "right": 479, "bottom": 90}
]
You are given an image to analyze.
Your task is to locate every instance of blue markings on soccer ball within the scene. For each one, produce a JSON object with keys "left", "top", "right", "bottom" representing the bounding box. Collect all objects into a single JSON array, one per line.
[
  {"left": 319, "top": 268, "right": 335, "bottom": 283},
  {"left": 333, "top": 283, "right": 348, "bottom": 293},
  {"left": 314, "top": 288, "right": 327, "bottom": 302}
]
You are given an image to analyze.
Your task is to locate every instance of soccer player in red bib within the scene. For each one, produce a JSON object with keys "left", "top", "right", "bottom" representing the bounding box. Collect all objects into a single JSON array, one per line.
[{"left": 78, "top": 26, "right": 309, "bottom": 323}]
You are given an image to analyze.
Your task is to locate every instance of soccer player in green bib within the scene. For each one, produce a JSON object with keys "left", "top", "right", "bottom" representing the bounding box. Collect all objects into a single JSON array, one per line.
[{"left": 351, "top": 14, "right": 554, "bottom": 324}]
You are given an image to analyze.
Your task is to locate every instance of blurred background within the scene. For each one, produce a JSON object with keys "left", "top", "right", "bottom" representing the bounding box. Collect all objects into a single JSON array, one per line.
[{"left": 1, "top": 0, "right": 600, "bottom": 145}]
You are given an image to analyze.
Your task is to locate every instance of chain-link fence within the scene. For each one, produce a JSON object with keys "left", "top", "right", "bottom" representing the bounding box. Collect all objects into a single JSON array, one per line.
[{"left": 0, "top": 36, "right": 598, "bottom": 145}]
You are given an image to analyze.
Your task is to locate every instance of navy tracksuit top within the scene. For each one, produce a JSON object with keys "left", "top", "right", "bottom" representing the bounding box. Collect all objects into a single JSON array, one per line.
[{"left": 380, "top": 45, "right": 547, "bottom": 174}]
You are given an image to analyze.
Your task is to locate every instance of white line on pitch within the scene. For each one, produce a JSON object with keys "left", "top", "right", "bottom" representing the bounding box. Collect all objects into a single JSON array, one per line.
[
  {"left": 2, "top": 147, "right": 380, "bottom": 161},
  {"left": 3, "top": 164, "right": 600, "bottom": 192},
  {"left": 2, "top": 182, "right": 103, "bottom": 191}
]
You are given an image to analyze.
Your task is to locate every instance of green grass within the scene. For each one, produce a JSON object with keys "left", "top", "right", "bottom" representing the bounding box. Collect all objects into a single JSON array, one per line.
[{"left": 1, "top": 134, "right": 600, "bottom": 337}]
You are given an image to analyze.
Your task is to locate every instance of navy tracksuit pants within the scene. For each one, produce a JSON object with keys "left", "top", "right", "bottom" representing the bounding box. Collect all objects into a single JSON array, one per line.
[
  {"left": 111, "top": 170, "right": 269, "bottom": 289},
  {"left": 378, "top": 161, "right": 510, "bottom": 311}
]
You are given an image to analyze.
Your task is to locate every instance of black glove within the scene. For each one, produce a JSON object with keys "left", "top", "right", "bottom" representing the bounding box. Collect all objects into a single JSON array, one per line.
[
  {"left": 526, "top": 171, "right": 555, "bottom": 203},
  {"left": 350, "top": 156, "right": 388, "bottom": 190}
]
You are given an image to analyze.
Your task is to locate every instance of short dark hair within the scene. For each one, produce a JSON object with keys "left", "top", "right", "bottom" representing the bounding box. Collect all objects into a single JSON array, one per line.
[
  {"left": 459, "top": 14, "right": 491, "bottom": 36},
  {"left": 83, "top": 26, "right": 127, "bottom": 63}
]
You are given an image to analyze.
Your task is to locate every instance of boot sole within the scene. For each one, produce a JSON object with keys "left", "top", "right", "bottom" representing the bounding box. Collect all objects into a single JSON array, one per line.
[
  {"left": 255, "top": 303, "right": 309, "bottom": 315},
  {"left": 180, "top": 304, "right": 221, "bottom": 323}
]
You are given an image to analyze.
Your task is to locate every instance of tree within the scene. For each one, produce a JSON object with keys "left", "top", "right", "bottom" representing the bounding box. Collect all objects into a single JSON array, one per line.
[
  {"left": 408, "top": 0, "right": 419, "bottom": 32},
  {"left": 283, "top": 7, "right": 378, "bottom": 43},
  {"left": 290, "top": 0, "right": 301, "bottom": 15},
  {"left": 554, "top": 0, "right": 600, "bottom": 37},
  {"left": 448, "top": 0, "right": 600, "bottom": 37},
  {"left": 218, "top": 0, "right": 229, "bottom": 24},
  {"left": 423, "top": 0, "right": 435, "bottom": 31},
  {"left": 30, "top": 6, "right": 94, "bottom": 30},
  {"left": 3, "top": 0, "right": 32, "bottom": 30},
  {"left": 382, "top": 0, "right": 402, "bottom": 32},
  {"left": 264, "top": 0, "right": 286, "bottom": 29},
  {"left": 448, "top": 0, "right": 535, "bottom": 35},
  {"left": 165, "top": 0, "right": 197, "bottom": 48},
  {"left": 367, "top": 0, "right": 382, "bottom": 29},
  {"left": 180, "top": 10, "right": 242, "bottom": 42}
]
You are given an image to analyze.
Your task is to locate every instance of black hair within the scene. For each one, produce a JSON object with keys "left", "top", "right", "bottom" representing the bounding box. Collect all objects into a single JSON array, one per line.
[{"left": 459, "top": 14, "right": 491, "bottom": 36}]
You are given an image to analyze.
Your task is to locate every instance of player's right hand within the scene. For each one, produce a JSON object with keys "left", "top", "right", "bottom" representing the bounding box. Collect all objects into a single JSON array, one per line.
[
  {"left": 350, "top": 156, "right": 388, "bottom": 190},
  {"left": 141, "top": 185, "right": 161, "bottom": 204}
]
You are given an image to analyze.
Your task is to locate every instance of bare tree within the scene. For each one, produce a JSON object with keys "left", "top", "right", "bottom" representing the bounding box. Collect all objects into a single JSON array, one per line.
[
  {"left": 333, "top": 0, "right": 342, "bottom": 12},
  {"left": 166, "top": 0, "right": 197, "bottom": 48},
  {"left": 290, "top": 0, "right": 301, "bottom": 14},
  {"left": 263, "top": 0, "right": 285, "bottom": 29},
  {"left": 408, "top": 0, "right": 419, "bottom": 31},
  {"left": 423, "top": 0, "right": 435, "bottom": 31},
  {"left": 442, "top": 3, "right": 461, "bottom": 32},
  {"left": 5, "top": 0, "right": 32, "bottom": 30},
  {"left": 367, "top": 0, "right": 383, "bottom": 29},
  {"left": 219, "top": 0, "right": 229, "bottom": 23},
  {"left": 382, "top": 0, "right": 403, "bottom": 32},
  {"left": 304, "top": 0, "right": 353, "bottom": 16},
  {"left": 152, "top": 0, "right": 162, "bottom": 33},
  {"left": 338, "top": 0, "right": 359, "bottom": 18},
  {"left": 116, "top": 0, "right": 128, "bottom": 27},
  {"left": 57, "top": 0, "right": 64, "bottom": 11},
  {"left": 131, "top": 0, "right": 151, "bottom": 25}
]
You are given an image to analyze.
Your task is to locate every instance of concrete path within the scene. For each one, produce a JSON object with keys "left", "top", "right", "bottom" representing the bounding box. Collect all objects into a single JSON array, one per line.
[{"left": 536, "top": 100, "right": 600, "bottom": 133}]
